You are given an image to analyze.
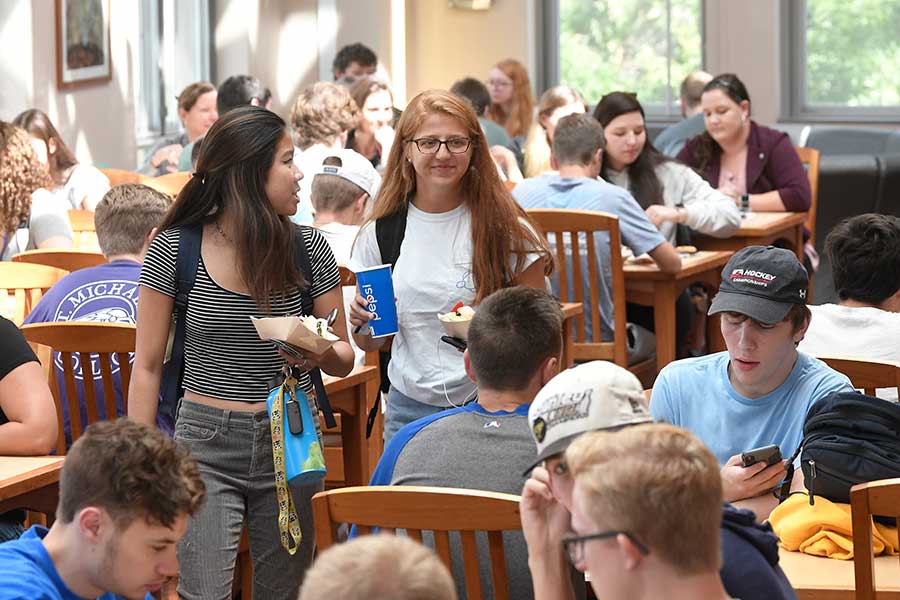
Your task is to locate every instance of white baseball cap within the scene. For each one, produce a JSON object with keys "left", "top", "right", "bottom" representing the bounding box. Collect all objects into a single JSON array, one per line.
[
  {"left": 525, "top": 361, "right": 652, "bottom": 473},
  {"left": 314, "top": 149, "right": 381, "bottom": 198}
]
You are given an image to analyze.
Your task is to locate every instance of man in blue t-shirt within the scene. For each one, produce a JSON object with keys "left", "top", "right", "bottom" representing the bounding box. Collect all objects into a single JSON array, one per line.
[
  {"left": 24, "top": 184, "right": 171, "bottom": 441},
  {"left": 512, "top": 113, "right": 681, "bottom": 342},
  {"left": 0, "top": 419, "right": 205, "bottom": 600},
  {"left": 368, "top": 287, "right": 574, "bottom": 600},
  {"left": 651, "top": 246, "right": 853, "bottom": 518}
]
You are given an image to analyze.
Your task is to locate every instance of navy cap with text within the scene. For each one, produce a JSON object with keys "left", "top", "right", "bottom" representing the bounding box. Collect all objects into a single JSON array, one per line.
[{"left": 708, "top": 245, "right": 809, "bottom": 324}]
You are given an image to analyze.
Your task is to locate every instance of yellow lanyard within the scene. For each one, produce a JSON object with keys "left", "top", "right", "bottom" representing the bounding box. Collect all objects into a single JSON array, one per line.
[{"left": 269, "top": 373, "right": 303, "bottom": 554}]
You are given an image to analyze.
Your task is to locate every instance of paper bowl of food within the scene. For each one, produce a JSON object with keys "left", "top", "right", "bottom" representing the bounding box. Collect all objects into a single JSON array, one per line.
[
  {"left": 251, "top": 315, "right": 339, "bottom": 356},
  {"left": 438, "top": 302, "right": 475, "bottom": 340}
]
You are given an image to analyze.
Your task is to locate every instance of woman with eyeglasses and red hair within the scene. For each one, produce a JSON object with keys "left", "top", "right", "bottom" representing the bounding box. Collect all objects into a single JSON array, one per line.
[
  {"left": 486, "top": 59, "right": 536, "bottom": 140},
  {"left": 348, "top": 89, "right": 553, "bottom": 443}
]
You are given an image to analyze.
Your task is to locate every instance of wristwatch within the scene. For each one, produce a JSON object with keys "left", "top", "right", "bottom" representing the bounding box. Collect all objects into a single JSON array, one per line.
[{"left": 740, "top": 194, "right": 750, "bottom": 212}]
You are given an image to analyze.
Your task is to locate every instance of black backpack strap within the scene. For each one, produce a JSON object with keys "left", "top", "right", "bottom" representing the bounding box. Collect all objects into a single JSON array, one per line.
[
  {"left": 367, "top": 207, "right": 408, "bottom": 437},
  {"left": 160, "top": 225, "right": 202, "bottom": 423},
  {"left": 293, "top": 226, "right": 337, "bottom": 430},
  {"left": 776, "top": 442, "right": 804, "bottom": 502}
]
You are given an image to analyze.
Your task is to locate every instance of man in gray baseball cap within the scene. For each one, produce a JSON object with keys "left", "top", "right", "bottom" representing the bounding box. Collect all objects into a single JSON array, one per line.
[
  {"left": 520, "top": 360, "right": 799, "bottom": 600},
  {"left": 651, "top": 245, "right": 852, "bottom": 518}
]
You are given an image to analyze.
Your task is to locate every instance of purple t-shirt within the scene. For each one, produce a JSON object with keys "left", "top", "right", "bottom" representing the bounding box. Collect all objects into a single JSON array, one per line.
[{"left": 23, "top": 261, "right": 172, "bottom": 442}]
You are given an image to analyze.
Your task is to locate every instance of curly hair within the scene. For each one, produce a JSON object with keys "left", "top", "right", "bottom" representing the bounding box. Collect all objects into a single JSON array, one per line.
[
  {"left": 0, "top": 122, "right": 52, "bottom": 237},
  {"left": 290, "top": 82, "right": 359, "bottom": 150},
  {"left": 58, "top": 419, "right": 206, "bottom": 528}
]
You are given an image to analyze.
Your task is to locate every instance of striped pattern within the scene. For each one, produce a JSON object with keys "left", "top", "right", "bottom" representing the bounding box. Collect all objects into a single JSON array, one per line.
[{"left": 140, "top": 226, "right": 340, "bottom": 404}]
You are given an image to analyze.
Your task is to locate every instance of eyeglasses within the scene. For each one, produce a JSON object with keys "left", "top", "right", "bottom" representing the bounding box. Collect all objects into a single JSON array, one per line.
[
  {"left": 562, "top": 531, "right": 649, "bottom": 565},
  {"left": 487, "top": 79, "right": 513, "bottom": 89},
  {"left": 408, "top": 137, "right": 472, "bottom": 154}
]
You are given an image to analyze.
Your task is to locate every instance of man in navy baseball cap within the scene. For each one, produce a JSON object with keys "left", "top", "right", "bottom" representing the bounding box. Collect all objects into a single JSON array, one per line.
[{"left": 650, "top": 246, "right": 852, "bottom": 519}]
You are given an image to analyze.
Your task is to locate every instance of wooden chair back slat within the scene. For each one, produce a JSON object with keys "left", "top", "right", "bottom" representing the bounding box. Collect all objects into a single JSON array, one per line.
[
  {"left": 311, "top": 486, "right": 521, "bottom": 598},
  {"left": 795, "top": 146, "right": 820, "bottom": 245},
  {"left": 356, "top": 524, "right": 371, "bottom": 536},
  {"left": 526, "top": 209, "right": 628, "bottom": 366},
  {"left": 145, "top": 172, "right": 191, "bottom": 198},
  {"left": 553, "top": 231, "right": 568, "bottom": 304},
  {"left": 98, "top": 353, "right": 118, "bottom": 423},
  {"left": 97, "top": 168, "right": 145, "bottom": 186},
  {"left": 850, "top": 478, "right": 900, "bottom": 600},
  {"left": 80, "top": 351, "right": 101, "bottom": 426},
  {"left": 12, "top": 249, "right": 107, "bottom": 272},
  {"left": 459, "top": 530, "right": 483, "bottom": 600},
  {"left": 487, "top": 530, "right": 510, "bottom": 600},
  {"left": 0, "top": 263, "right": 69, "bottom": 324},
  {"left": 19, "top": 323, "right": 136, "bottom": 453},
  {"left": 433, "top": 529, "right": 454, "bottom": 570},
  {"left": 338, "top": 265, "right": 356, "bottom": 287},
  {"left": 407, "top": 528, "right": 423, "bottom": 543},
  {"left": 815, "top": 356, "right": 900, "bottom": 398}
]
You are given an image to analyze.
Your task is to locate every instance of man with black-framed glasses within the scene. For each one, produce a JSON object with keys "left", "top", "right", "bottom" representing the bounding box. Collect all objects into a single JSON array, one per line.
[{"left": 564, "top": 424, "right": 733, "bottom": 600}]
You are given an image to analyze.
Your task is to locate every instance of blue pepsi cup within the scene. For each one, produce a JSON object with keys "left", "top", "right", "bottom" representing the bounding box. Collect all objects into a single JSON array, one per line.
[{"left": 355, "top": 264, "right": 399, "bottom": 337}]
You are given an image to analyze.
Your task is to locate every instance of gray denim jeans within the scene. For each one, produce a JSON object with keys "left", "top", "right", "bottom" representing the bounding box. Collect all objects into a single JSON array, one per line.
[{"left": 174, "top": 400, "right": 323, "bottom": 600}]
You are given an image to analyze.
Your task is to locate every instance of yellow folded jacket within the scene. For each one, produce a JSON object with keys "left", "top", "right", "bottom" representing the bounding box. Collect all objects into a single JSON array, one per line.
[{"left": 769, "top": 493, "right": 899, "bottom": 560}]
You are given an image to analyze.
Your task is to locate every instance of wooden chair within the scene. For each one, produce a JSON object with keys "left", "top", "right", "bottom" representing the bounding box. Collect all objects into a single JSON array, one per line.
[
  {"left": 850, "top": 478, "right": 900, "bottom": 599},
  {"left": 145, "top": 172, "right": 191, "bottom": 198},
  {"left": 0, "top": 262, "right": 69, "bottom": 324},
  {"left": 312, "top": 486, "right": 522, "bottom": 600},
  {"left": 796, "top": 146, "right": 820, "bottom": 245},
  {"left": 339, "top": 265, "right": 356, "bottom": 287},
  {"left": 67, "top": 209, "right": 100, "bottom": 251},
  {"left": 816, "top": 356, "right": 900, "bottom": 397},
  {"left": 97, "top": 167, "right": 146, "bottom": 187},
  {"left": 526, "top": 209, "right": 628, "bottom": 367},
  {"left": 19, "top": 322, "right": 135, "bottom": 455},
  {"left": 12, "top": 249, "right": 107, "bottom": 272}
]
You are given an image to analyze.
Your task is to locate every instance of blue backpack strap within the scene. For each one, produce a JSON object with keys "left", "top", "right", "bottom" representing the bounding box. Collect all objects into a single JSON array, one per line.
[
  {"left": 160, "top": 224, "right": 202, "bottom": 423},
  {"left": 292, "top": 225, "right": 338, "bottom": 430}
]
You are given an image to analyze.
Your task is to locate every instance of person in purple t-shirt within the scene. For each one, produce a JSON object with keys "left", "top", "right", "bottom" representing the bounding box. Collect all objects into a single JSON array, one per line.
[{"left": 24, "top": 183, "right": 171, "bottom": 441}]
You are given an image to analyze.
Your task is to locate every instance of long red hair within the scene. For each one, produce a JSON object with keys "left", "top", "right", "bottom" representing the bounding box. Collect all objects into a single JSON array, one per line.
[
  {"left": 366, "top": 90, "right": 552, "bottom": 304},
  {"left": 489, "top": 59, "right": 535, "bottom": 138}
]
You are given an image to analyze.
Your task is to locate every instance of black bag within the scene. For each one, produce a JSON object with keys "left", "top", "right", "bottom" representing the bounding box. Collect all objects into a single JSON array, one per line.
[
  {"left": 160, "top": 224, "right": 337, "bottom": 429},
  {"left": 781, "top": 391, "right": 900, "bottom": 506}
]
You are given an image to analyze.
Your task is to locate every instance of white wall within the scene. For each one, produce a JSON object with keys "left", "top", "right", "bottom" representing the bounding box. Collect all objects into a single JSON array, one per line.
[{"left": 0, "top": 0, "right": 140, "bottom": 169}]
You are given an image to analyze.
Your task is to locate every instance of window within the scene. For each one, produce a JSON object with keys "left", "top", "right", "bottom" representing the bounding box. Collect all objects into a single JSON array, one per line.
[
  {"left": 135, "top": 0, "right": 211, "bottom": 149},
  {"left": 786, "top": 0, "right": 900, "bottom": 119},
  {"left": 556, "top": 0, "right": 704, "bottom": 117}
]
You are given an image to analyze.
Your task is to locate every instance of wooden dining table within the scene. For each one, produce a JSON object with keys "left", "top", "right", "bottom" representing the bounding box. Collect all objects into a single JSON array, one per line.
[
  {"left": 779, "top": 547, "right": 900, "bottom": 599},
  {"left": 0, "top": 456, "right": 65, "bottom": 516},
  {"left": 624, "top": 250, "right": 733, "bottom": 370},
  {"left": 694, "top": 211, "right": 807, "bottom": 262},
  {"left": 322, "top": 364, "right": 381, "bottom": 486}
]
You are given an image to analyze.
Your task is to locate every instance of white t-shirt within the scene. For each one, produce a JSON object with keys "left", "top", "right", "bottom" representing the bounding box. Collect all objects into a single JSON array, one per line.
[
  {"left": 350, "top": 202, "right": 539, "bottom": 407},
  {"left": 2, "top": 189, "right": 74, "bottom": 261},
  {"left": 799, "top": 303, "right": 900, "bottom": 401},
  {"left": 316, "top": 221, "right": 365, "bottom": 366},
  {"left": 55, "top": 164, "right": 110, "bottom": 211}
]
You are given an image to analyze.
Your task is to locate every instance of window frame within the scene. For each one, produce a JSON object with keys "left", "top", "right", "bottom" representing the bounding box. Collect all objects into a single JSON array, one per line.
[
  {"left": 544, "top": 0, "right": 706, "bottom": 121},
  {"left": 782, "top": 0, "right": 900, "bottom": 122},
  {"left": 135, "top": 0, "right": 211, "bottom": 151}
]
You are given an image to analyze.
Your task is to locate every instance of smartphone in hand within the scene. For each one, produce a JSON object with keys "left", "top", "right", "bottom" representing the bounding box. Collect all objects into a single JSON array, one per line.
[
  {"left": 440, "top": 335, "right": 467, "bottom": 351},
  {"left": 740, "top": 444, "right": 782, "bottom": 468}
]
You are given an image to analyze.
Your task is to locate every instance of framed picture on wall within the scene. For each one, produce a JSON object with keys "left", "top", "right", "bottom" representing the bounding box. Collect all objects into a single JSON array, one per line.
[{"left": 56, "top": 0, "right": 111, "bottom": 90}]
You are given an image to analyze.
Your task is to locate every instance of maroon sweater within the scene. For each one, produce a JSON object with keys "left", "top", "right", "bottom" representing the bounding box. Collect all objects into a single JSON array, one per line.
[{"left": 677, "top": 121, "right": 811, "bottom": 212}]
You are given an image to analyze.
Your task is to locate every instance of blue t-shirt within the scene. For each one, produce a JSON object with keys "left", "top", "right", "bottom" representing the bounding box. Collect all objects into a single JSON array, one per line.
[
  {"left": 513, "top": 174, "right": 665, "bottom": 340},
  {"left": 23, "top": 261, "right": 172, "bottom": 441},
  {"left": 0, "top": 525, "right": 149, "bottom": 600},
  {"left": 650, "top": 351, "right": 853, "bottom": 464}
]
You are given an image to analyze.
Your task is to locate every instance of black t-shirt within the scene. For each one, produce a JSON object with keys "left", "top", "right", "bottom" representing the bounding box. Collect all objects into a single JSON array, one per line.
[{"left": 0, "top": 316, "right": 39, "bottom": 426}]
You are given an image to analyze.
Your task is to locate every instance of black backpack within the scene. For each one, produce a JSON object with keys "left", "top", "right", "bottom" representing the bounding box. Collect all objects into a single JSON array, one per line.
[
  {"left": 780, "top": 391, "right": 900, "bottom": 506},
  {"left": 159, "top": 224, "right": 337, "bottom": 429}
]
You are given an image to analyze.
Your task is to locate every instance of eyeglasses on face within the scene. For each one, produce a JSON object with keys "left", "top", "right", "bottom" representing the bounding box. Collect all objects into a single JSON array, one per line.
[
  {"left": 407, "top": 137, "right": 472, "bottom": 154},
  {"left": 487, "top": 79, "right": 513, "bottom": 88},
  {"left": 562, "top": 530, "right": 649, "bottom": 565}
]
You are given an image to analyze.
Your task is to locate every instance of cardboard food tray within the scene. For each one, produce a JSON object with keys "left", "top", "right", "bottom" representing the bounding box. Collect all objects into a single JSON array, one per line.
[
  {"left": 438, "top": 316, "right": 472, "bottom": 340},
  {"left": 251, "top": 316, "right": 338, "bottom": 355}
]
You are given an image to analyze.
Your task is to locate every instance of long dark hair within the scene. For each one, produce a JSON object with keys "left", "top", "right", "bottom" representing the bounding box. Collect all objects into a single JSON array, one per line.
[
  {"left": 691, "top": 73, "right": 752, "bottom": 172},
  {"left": 155, "top": 106, "right": 301, "bottom": 312},
  {"left": 12, "top": 109, "right": 79, "bottom": 186},
  {"left": 593, "top": 92, "right": 670, "bottom": 209}
]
